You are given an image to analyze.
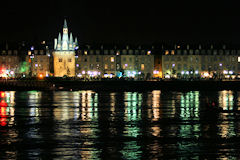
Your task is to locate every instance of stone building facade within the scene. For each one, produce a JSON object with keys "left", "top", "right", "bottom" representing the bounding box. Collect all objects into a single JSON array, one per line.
[{"left": 52, "top": 20, "right": 77, "bottom": 77}]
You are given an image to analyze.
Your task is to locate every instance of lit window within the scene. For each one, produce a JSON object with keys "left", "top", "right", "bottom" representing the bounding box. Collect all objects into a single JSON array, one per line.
[
  {"left": 105, "top": 64, "right": 108, "bottom": 70},
  {"left": 238, "top": 57, "right": 240, "bottom": 62},
  {"left": 111, "top": 57, "right": 114, "bottom": 62},
  {"left": 165, "top": 50, "right": 169, "bottom": 55},
  {"left": 59, "top": 58, "right": 62, "bottom": 62},
  {"left": 141, "top": 64, "right": 145, "bottom": 70},
  {"left": 28, "top": 51, "right": 31, "bottom": 55}
]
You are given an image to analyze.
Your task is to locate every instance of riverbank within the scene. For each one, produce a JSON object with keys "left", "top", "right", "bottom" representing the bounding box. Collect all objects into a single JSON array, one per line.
[{"left": 1, "top": 79, "right": 240, "bottom": 91}]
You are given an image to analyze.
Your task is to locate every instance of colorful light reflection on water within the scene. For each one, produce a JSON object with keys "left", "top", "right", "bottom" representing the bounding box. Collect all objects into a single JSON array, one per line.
[{"left": 0, "top": 90, "right": 240, "bottom": 159}]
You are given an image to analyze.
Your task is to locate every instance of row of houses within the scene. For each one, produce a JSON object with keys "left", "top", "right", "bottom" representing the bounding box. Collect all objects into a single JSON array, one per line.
[{"left": 1, "top": 45, "right": 240, "bottom": 79}]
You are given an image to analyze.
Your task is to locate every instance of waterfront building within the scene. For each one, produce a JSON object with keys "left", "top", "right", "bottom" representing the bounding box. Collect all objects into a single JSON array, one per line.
[
  {"left": 26, "top": 49, "right": 50, "bottom": 78},
  {"left": 52, "top": 19, "right": 77, "bottom": 77},
  {"left": 76, "top": 46, "right": 154, "bottom": 79},
  {"left": 0, "top": 50, "right": 20, "bottom": 77},
  {"left": 162, "top": 45, "right": 240, "bottom": 79}
]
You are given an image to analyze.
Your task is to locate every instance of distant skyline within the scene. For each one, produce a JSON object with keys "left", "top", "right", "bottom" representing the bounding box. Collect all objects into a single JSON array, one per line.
[{"left": 0, "top": 1, "right": 239, "bottom": 44}]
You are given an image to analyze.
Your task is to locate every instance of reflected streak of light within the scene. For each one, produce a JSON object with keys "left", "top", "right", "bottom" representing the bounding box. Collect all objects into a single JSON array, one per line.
[
  {"left": 219, "top": 90, "right": 234, "bottom": 110},
  {"left": 152, "top": 91, "right": 161, "bottom": 120},
  {"left": 124, "top": 92, "right": 142, "bottom": 138},
  {"left": 151, "top": 126, "right": 161, "bottom": 137},
  {"left": 81, "top": 91, "right": 98, "bottom": 121},
  {"left": 110, "top": 93, "right": 116, "bottom": 120},
  {"left": 180, "top": 91, "right": 200, "bottom": 119}
]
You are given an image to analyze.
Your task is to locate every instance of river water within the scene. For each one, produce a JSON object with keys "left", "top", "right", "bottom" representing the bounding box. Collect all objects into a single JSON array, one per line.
[{"left": 0, "top": 90, "right": 240, "bottom": 159}]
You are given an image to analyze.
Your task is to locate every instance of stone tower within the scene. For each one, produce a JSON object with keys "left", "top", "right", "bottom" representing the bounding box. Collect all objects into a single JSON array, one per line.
[{"left": 53, "top": 19, "right": 78, "bottom": 77}]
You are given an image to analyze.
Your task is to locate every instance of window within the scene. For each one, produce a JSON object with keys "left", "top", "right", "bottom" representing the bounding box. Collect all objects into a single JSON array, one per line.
[
  {"left": 90, "top": 64, "right": 94, "bottom": 70},
  {"left": 117, "top": 64, "right": 120, "bottom": 70},
  {"left": 111, "top": 64, "right": 114, "bottom": 70},
  {"left": 97, "top": 64, "right": 100, "bottom": 69},
  {"left": 111, "top": 57, "right": 114, "bottom": 62},
  {"left": 141, "top": 64, "right": 145, "bottom": 70},
  {"left": 165, "top": 50, "right": 169, "bottom": 55},
  {"left": 59, "top": 58, "right": 62, "bottom": 62},
  {"left": 184, "top": 64, "right": 187, "bottom": 70},
  {"left": 84, "top": 58, "right": 87, "bottom": 62},
  {"left": 129, "top": 57, "right": 132, "bottom": 62},
  {"left": 166, "top": 64, "right": 169, "bottom": 69},
  {"left": 178, "top": 64, "right": 181, "bottom": 70},
  {"left": 104, "top": 64, "right": 108, "bottom": 70},
  {"left": 96, "top": 57, "right": 100, "bottom": 62},
  {"left": 68, "top": 58, "right": 72, "bottom": 62}
]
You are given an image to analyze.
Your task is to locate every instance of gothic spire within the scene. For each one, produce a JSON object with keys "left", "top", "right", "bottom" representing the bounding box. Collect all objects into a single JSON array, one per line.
[
  {"left": 58, "top": 33, "right": 61, "bottom": 42},
  {"left": 75, "top": 37, "right": 78, "bottom": 44},
  {"left": 64, "top": 19, "right": 68, "bottom": 28},
  {"left": 70, "top": 33, "right": 73, "bottom": 43}
]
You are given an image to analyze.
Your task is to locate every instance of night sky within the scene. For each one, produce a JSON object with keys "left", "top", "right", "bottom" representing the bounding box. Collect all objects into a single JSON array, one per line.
[{"left": 1, "top": 1, "right": 239, "bottom": 45}]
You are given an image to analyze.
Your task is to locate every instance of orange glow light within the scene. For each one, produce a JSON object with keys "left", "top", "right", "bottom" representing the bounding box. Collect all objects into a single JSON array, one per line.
[
  {"left": 39, "top": 74, "right": 44, "bottom": 79},
  {"left": 0, "top": 92, "right": 5, "bottom": 98}
]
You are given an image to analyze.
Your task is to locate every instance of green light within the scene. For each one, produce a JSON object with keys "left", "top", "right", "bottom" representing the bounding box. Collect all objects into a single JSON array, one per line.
[{"left": 20, "top": 62, "right": 29, "bottom": 73}]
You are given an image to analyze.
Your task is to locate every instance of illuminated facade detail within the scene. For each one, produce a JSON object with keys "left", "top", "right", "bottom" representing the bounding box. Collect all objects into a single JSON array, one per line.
[{"left": 53, "top": 19, "right": 78, "bottom": 77}]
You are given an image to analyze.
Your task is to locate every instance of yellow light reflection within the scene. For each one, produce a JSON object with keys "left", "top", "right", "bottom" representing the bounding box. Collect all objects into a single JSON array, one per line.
[
  {"left": 152, "top": 90, "right": 161, "bottom": 121},
  {"left": 219, "top": 90, "right": 233, "bottom": 110}
]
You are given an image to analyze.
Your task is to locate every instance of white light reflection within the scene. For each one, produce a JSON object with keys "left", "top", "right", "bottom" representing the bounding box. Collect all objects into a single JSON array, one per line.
[
  {"left": 219, "top": 90, "right": 234, "bottom": 110},
  {"left": 124, "top": 92, "right": 142, "bottom": 138}
]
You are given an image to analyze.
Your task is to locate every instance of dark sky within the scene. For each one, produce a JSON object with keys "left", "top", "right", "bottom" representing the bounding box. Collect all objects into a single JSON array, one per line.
[{"left": 0, "top": 1, "right": 239, "bottom": 45}]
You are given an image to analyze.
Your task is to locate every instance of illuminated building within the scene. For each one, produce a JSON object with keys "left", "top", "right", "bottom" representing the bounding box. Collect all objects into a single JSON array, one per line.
[
  {"left": 76, "top": 46, "right": 154, "bottom": 79},
  {"left": 162, "top": 44, "right": 240, "bottom": 79},
  {"left": 52, "top": 19, "right": 77, "bottom": 77},
  {"left": 26, "top": 49, "right": 50, "bottom": 77},
  {"left": 0, "top": 50, "right": 20, "bottom": 77}
]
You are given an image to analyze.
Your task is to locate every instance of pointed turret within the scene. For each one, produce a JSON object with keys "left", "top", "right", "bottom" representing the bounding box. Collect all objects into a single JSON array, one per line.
[
  {"left": 70, "top": 33, "right": 73, "bottom": 44},
  {"left": 58, "top": 33, "right": 61, "bottom": 42},
  {"left": 73, "top": 37, "right": 78, "bottom": 49},
  {"left": 69, "top": 33, "right": 73, "bottom": 50},
  {"left": 64, "top": 19, "right": 68, "bottom": 28},
  {"left": 57, "top": 33, "right": 62, "bottom": 50},
  {"left": 75, "top": 37, "right": 78, "bottom": 45}
]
